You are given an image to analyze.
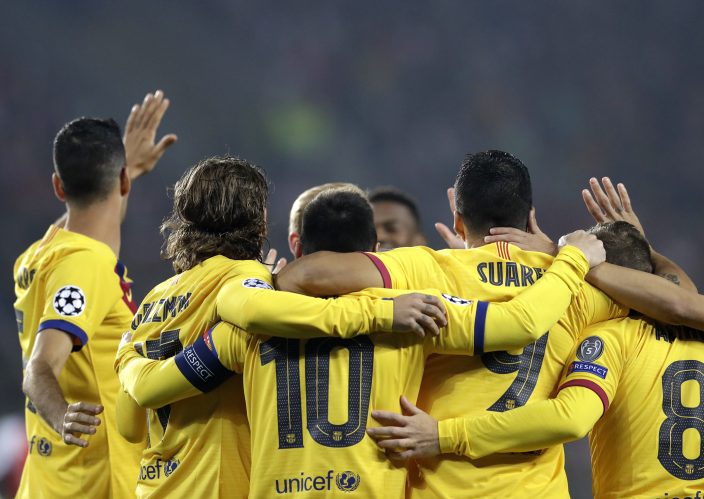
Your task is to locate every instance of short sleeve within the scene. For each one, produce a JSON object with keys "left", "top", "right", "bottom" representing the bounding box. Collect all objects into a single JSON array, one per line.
[
  {"left": 557, "top": 319, "right": 631, "bottom": 413},
  {"left": 38, "top": 250, "right": 121, "bottom": 350}
]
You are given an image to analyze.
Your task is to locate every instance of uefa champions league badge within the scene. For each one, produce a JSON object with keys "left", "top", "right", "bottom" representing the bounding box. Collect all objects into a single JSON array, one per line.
[
  {"left": 441, "top": 293, "right": 472, "bottom": 306},
  {"left": 53, "top": 285, "right": 86, "bottom": 316},
  {"left": 242, "top": 278, "right": 274, "bottom": 290},
  {"left": 577, "top": 336, "right": 604, "bottom": 362}
]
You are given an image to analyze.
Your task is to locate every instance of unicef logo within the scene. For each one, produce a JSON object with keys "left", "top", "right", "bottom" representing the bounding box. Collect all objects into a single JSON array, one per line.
[
  {"left": 164, "top": 459, "right": 179, "bottom": 477},
  {"left": 37, "top": 438, "right": 52, "bottom": 456},
  {"left": 441, "top": 293, "right": 472, "bottom": 306},
  {"left": 242, "top": 278, "right": 273, "bottom": 290},
  {"left": 335, "top": 471, "right": 360, "bottom": 492},
  {"left": 577, "top": 336, "right": 604, "bottom": 362},
  {"left": 53, "top": 285, "right": 86, "bottom": 316}
]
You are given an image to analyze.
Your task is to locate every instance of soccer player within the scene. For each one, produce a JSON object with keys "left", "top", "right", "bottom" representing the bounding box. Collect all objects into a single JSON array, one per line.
[
  {"left": 113, "top": 158, "right": 452, "bottom": 498},
  {"left": 13, "top": 91, "right": 176, "bottom": 498},
  {"left": 369, "top": 186, "right": 426, "bottom": 250},
  {"left": 287, "top": 182, "right": 368, "bottom": 258},
  {"left": 117, "top": 181, "right": 604, "bottom": 498},
  {"left": 381, "top": 221, "right": 704, "bottom": 498},
  {"left": 274, "top": 150, "right": 642, "bottom": 497}
]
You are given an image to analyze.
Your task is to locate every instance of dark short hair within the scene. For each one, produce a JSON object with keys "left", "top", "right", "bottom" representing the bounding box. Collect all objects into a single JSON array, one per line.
[
  {"left": 53, "top": 118, "right": 126, "bottom": 206},
  {"left": 368, "top": 186, "right": 421, "bottom": 225},
  {"left": 161, "top": 155, "right": 269, "bottom": 273},
  {"left": 454, "top": 150, "right": 532, "bottom": 234},
  {"left": 300, "top": 189, "right": 377, "bottom": 254},
  {"left": 588, "top": 221, "right": 653, "bottom": 273}
]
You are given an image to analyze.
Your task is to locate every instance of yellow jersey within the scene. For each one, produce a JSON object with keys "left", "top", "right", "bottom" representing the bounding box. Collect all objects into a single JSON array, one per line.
[
  {"left": 368, "top": 243, "right": 625, "bottom": 498},
  {"left": 119, "top": 256, "right": 270, "bottom": 498},
  {"left": 117, "top": 246, "right": 593, "bottom": 498},
  {"left": 564, "top": 318, "right": 704, "bottom": 498},
  {"left": 13, "top": 225, "right": 141, "bottom": 499}
]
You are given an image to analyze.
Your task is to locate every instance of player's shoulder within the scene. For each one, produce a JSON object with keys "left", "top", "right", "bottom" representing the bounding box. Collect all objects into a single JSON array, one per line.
[{"left": 441, "top": 243, "right": 553, "bottom": 267}]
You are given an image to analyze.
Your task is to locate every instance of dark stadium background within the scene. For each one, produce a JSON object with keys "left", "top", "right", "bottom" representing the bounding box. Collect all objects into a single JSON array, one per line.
[{"left": 2, "top": 2, "right": 704, "bottom": 497}]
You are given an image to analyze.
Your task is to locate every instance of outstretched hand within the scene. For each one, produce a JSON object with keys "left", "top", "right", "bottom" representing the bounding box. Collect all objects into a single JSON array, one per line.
[
  {"left": 392, "top": 294, "right": 447, "bottom": 338},
  {"left": 434, "top": 188, "right": 465, "bottom": 250},
  {"left": 582, "top": 177, "right": 644, "bottom": 235},
  {"left": 366, "top": 396, "right": 440, "bottom": 462},
  {"left": 484, "top": 208, "right": 558, "bottom": 255},
  {"left": 123, "top": 90, "right": 178, "bottom": 179},
  {"left": 62, "top": 402, "right": 103, "bottom": 447}
]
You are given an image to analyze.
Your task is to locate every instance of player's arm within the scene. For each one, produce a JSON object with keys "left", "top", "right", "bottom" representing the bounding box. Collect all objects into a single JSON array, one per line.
[
  {"left": 430, "top": 236, "right": 604, "bottom": 354},
  {"left": 23, "top": 329, "right": 103, "bottom": 447},
  {"left": 115, "top": 325, "right": 240, "bottom": 409},
  {"left": 116, "top": 388, "right": 146, "bottom": 444},
  {"left": 587, "top": 264, "right": 704, "bottom": 329},
  {"left": 216, "top": 279, "right": 446, "bottom": 339},
  {"left": 367, "top": 388, "right": 602, "bottom": 460},
  {"left": 275, "top": 251, "right": 384, "bottom": 295}
]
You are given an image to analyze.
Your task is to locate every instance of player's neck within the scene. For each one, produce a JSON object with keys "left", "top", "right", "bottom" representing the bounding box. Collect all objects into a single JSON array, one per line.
[
  {"left": 64, "top": 199, "right": 122, "bottom": 256},
  {"left": 462, "top": 232, "right": 487, "bottom": 249}
]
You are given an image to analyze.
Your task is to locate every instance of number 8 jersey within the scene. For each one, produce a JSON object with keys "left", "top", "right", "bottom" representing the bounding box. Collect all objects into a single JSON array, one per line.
[{"left": 568, "top": 318, "right": 704, "bottom": 498}]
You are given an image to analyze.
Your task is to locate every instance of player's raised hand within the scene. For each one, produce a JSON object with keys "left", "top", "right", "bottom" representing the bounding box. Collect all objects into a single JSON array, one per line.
[
  {"left": 62, "top": 401, "right": 103, "bottom": 447},
  {"left": 582, "top": 177, "right": 645, "bottom": 235},
  {"left": 392, "top": 293, "right": 447, "bottom": 338},
  {"left": 559, "top": 230, "right": 605, "bottom": 268},
  {"left": 263, "top": 248, "right": 287, "bottom": 274},
  {"left": 123, "top": 90, "right": 178, "bottom": 179},
  {"left": 484, "top": 208, "right": 558, "bottom": 255},
  {"left": 434, "top": 188, "right": 465, "bottom": 250},
  {"left": 366, "top": 395, "right": 440, "bottom": 462}
]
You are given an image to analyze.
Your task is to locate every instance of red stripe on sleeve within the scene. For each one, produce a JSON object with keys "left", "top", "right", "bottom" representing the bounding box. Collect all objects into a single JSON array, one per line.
[
  {"left": 504, "top": 242, "right": 511, "bottom": 260},
  {"left": 362, "top": 252, "right": 392, "bottom": 289},
  {"left": 558, "top": 379, "right": 610, "bottom": 414}
]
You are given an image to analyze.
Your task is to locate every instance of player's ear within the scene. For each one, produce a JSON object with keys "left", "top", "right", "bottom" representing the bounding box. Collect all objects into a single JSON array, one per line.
[
  {"left": 374, "top": 241, "right": 381, "bottom": 252},
  {"left": 52, "top": 173, "right": 66, "bottom": 202},
  {"left": 293, "top": 240, "right": 303, "bottom": 259},
  {"left": 119, "top": 167, "right": 131, "bottom": 196},
  {"left": 453, "top": 211, "right": 467, "bottom": 242},
  {"left": 288, "top": 232, "right": 300, "bottom": 258}
]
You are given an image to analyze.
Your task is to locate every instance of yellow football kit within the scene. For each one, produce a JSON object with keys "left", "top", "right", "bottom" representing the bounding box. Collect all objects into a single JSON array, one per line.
[
  {"left": 117, "top": 246, "right": 594, "bottom": 498},
  {"left": 367, "top": 242, "right": 626, "bottom": 498},
  {"left": 12, "top": 225, "right": 141, "bottom": 498},
  {"left": 439, "top": 318, "right": 704, "bottom": 499},
  {"left": 116, "top": 255, "right": 410, "bottom": 498}
]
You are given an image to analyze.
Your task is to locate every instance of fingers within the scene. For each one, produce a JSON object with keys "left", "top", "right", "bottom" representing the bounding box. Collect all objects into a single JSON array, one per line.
[
  {"left": 63, "top": 433, "right": 89, "bottom": 447},
  {"left": 371, "top": 409, "right": 409, "bottom": 427},
  {"left": 434, "top": 223, "right": 464, "bottom": 250},
  {"left": 400, "top": 395, "right": 422, "bottom": 416},
  {"left": 414, "top": 312, "right": 439, "bottom": 338},
  {"left": 421, "top": 295, "right": 447, "bottom": 325},
  {"left": 528, "top": 208, "right": 546, "bottom": 236},
  {"left": 155, "top": 133, "right": 178, "bottom": 155},
  {"left": 367, "top": 426, "right": 408, "bottom": 440},
  {"left": 589, "top": 177, "right": 619, "bottom": 219},
  {"left": 263, "top": 249, "right": 278, "bottom": 266},
  {"left": 272, "top": 257, "right": 288, "bottom": 274},
  {"left": 601, "top": 177, "right": 623, "bottom": 213},
  {"left": 582, "top": 187, "right": 607, "bottom": 223},
  {"left": 65, "top": 410, "right": 101, "bottom": 426},
  {"left": 376, "top": 438, "right": 416, "bottom": 451},
  {"left": 125, "top": 104, "right": 139, "bottom": 133},
  {"left": 67, "top": 402, "right": 104, "bottom": 415},
  {"left": 617, "top": 182, "right": 632, "bottom": 212}
]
